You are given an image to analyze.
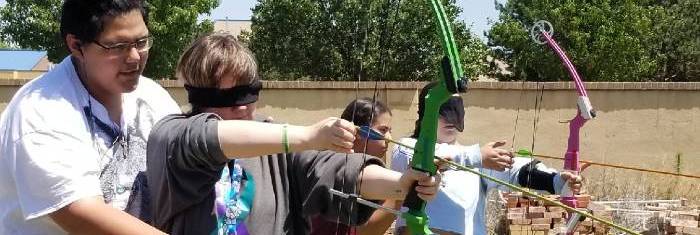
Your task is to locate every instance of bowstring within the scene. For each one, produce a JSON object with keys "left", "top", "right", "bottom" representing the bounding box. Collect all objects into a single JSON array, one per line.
[
  {"left": 337, "top": 0, "right": 374, "bottom": 234},
  {"left": 525, "top": 82, "right": 545, "bottom": 192},
  {"left": 346, "top": 1, "right": 403, "bottom": 234}
]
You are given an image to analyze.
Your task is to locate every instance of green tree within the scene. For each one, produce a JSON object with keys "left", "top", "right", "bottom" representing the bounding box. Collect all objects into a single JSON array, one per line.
[
  {"left": 244, "top": 0, "right": 489, "bottom": 81},
  {"left": 487, "top": 0, "right": 664, "bottom": 82},
  {"left": 0, "top": 0, "right": 218, "bottom": 79},
  {"left": 145, "top": 0, "right": 217, "bottom": 79},
  {"left": 653, "top": 0, "right": 699, "bottom": 81},
  {"left": 0, "top": 39, "right": 8, "bottom": 48}
]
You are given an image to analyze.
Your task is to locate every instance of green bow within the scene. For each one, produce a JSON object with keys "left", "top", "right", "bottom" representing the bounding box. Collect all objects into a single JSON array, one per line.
[{"left": 401, "top": 0, "right": 468, "bottom": 234}]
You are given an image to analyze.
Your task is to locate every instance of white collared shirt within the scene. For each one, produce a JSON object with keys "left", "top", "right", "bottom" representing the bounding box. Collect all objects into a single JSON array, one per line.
[{"left": 0, "top": 56, "right": 180, "bottom": 234}]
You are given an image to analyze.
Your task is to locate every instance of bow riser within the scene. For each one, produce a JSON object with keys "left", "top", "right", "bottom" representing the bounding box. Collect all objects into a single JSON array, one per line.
[
  {"left": 403, "top": 67, "right": 461, "bottom": 235},
  {"left": 561, "top": 112, "right": 587, "bottom": 209},
  {"left": 411, "top": 86, "right": 452, "bottom": 172},
  {"left": 564, "top": 113, "right": 587, "bottom": 173}
]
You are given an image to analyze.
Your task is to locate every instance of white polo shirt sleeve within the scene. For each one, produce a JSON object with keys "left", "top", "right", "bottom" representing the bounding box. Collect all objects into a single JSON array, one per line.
[
  {"left": 390, "top": 138, "right": 417, "bottom": 172},
  {"left": 13, "top": 129, "right": 103, "bottom": 220}
]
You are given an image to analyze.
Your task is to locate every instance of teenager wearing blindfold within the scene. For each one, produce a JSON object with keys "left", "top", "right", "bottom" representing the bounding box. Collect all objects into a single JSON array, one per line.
[{"left": 144, "top": 33, "right": 442, "bottom": 235}]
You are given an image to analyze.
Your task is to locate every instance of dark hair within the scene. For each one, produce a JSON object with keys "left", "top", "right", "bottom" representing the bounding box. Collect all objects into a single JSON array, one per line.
[
  {"left": 411, "top": 81, "right": 465, "bottom": 138},
  {"left": 60, "top": 0, "right": 149, "bottom": 46},
  {"left": 341, "top": 98, "right": 392, "bottom": 127}
]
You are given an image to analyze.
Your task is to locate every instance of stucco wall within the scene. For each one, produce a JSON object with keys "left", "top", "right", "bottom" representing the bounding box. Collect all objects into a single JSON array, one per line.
[
  {"left": 0, "top": 71, "right": 47, "bottom": 80},
  {"left": 2, "top": 79, "right": 699, "bottom": 200}
]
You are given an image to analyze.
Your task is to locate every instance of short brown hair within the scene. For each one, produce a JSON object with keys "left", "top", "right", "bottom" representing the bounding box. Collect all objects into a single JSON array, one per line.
[{"left": 176, "top": 33, "right": 258, "bottom": 88}]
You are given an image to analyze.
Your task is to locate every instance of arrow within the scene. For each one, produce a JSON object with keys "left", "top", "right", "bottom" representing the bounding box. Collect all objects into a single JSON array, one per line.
[{"left": 515, "top": 149, "right": 700, "bottom": 180}]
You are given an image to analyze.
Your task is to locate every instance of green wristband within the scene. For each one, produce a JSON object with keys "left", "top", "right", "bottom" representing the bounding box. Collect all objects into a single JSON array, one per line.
[{"left": 282, "top": 124, "right": 289, "bottom": 153}]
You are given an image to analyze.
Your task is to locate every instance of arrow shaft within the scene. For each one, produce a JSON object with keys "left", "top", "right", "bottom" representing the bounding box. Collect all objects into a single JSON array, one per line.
[
  {"left": 529, "top": 154, "right": 700, "bottom": 179},
  {"left": 329, "top": 189, "right": 402, "bottom": 216}
]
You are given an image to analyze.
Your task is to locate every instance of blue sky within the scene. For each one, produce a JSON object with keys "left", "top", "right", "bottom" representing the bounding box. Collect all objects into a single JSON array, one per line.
[{"left": 0, "top": 0, "right": 502, "bottom": 39}]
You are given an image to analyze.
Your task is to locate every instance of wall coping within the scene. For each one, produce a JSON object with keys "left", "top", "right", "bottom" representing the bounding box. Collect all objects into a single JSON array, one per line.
[{"left": 2, "top": 79, "right": 700, "bottom": 91}]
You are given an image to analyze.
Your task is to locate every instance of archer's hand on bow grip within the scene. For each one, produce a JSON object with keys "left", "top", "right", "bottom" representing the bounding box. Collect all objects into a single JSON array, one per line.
[
  {"left": 559, "top": 171, "right": 584, "bottom": 194},
  {"left": 400, "top": 169, "right": 441, "bottom": 202}
]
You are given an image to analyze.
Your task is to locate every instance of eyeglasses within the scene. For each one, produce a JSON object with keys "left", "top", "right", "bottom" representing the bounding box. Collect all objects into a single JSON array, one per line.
[{"left": 92, "top": 36, "right": 153, "bottom": 56}]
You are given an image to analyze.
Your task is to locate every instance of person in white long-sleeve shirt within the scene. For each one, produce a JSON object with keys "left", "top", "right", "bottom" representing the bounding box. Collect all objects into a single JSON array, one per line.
[{"left": 390, "top": 81, "right": 583, "bottom": 235}]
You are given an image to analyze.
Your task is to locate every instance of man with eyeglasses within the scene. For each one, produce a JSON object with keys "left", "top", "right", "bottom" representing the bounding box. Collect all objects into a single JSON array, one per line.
[{"left": 0, "top": 0, "right": 179, "bottom": 234}]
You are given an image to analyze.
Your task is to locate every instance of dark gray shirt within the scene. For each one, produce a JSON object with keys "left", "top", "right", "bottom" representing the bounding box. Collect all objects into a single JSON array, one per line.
[{"left": 146, "top": 113, "right": 382, "bottom": 234}]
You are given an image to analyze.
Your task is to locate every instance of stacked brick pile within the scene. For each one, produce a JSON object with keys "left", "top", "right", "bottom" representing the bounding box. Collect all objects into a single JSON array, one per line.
[
  {"left": 503, "top": 192, "right": 612, "bottom": 235},
  {"left": 621, "top": 199, "right": 700, "bottom": 234},
  {"left": 661, "top": 210, "right": 700, "bottom": 235}
]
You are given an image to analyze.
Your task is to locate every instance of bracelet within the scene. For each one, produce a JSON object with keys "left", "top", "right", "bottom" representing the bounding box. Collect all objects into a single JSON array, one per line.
[{"left": 282, "top": 124, "right": 290, "bottom": 153}]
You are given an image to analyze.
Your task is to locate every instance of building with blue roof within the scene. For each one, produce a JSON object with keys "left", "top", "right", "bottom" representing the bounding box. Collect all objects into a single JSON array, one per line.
[
  {"left": 0, "top": 49, "right": 53, "bottom": 79},
  {"left": 0, "top": 49, "right": 51, "bottom": 71}
]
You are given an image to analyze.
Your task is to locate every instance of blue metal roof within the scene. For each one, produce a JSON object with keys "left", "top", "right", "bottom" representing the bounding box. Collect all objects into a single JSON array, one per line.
[{"left": 0, "top": 49, "right": 47, "bottom": 70}]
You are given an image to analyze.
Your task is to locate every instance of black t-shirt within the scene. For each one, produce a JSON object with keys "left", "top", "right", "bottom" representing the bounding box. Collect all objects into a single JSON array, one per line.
[{"left": 145, "top": 113, "right": 383, "bottom": 234}]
